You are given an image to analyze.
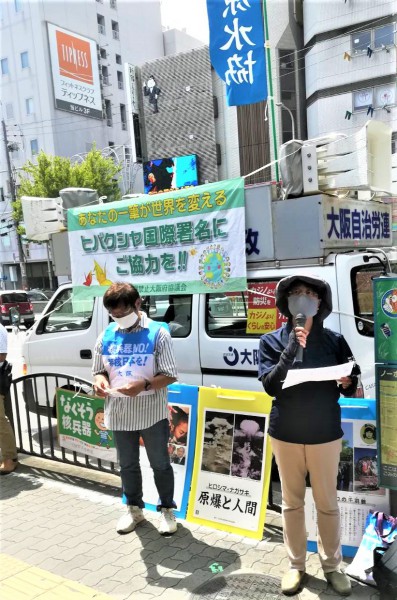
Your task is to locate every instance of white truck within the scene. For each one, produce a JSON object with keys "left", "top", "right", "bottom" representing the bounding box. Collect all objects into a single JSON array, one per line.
[{"left": 21, "top": 182, "right": 396, "bottom": 410}]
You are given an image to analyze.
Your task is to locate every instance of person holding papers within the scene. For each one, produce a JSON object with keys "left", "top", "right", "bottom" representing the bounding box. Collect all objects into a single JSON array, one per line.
[{"left": 258, "top": 275, "right": 360, "bottom": 596}]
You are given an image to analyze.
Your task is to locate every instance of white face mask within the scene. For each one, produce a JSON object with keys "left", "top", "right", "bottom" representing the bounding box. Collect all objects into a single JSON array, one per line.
[
  {"left": 112, "top": 311, "right": 138, "bottom": 329},
  {"left": 288, "top": 295, "right": 319, "bottom": 318}
]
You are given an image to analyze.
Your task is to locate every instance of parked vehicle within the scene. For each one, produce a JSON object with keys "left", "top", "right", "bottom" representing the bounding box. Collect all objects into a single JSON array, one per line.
[
  {"left": 21, "top": 182, "right": 396, "bottom": 413},
  {"left": 0, "top": 291, "right": 35, "bottom": 328}
]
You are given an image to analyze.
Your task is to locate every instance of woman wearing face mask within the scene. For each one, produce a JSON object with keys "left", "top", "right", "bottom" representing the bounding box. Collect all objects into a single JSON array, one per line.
[
  {"left": 258, "top": 275, "right": 360, "bottom": 597},
  {"left": 92, "top": 282, "right": 178, "bottom": 536}
]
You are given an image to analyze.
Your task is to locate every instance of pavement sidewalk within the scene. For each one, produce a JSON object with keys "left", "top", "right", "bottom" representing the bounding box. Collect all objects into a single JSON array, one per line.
[{"left": 0, "top": 456, "right": 381, "bottom": 600}]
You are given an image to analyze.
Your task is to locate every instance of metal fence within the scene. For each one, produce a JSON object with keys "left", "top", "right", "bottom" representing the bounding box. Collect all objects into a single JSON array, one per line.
[
  {"left": 9, "top": 373, "right": 118, "bottom": 474},
  {"left": 8, "top": 372, "right": 280, "bottom": 512}
]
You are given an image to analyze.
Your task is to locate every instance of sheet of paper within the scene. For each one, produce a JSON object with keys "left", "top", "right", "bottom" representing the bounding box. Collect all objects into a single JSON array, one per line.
[{"left": 282, "top": 362, "right": 354, "bottom": 390}]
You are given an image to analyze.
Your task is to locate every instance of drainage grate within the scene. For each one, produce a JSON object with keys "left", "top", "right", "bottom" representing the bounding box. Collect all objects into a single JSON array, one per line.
[{"left": 190, "top": 573, "right": 292, "bottom": 599}]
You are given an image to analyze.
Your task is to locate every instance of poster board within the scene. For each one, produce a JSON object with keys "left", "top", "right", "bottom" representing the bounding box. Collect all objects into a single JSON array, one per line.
[
  {"left": 56, "top": 389, "right": 117, "bottom": 463},
  {"left": 376, "top": 365, "right": 397, "bottom": 490},
  {"left": 305, "top": 398, "right": 389, "bottom": 558},
  {"left": 186, "top": 387, "right": 273, "bottom": 540},
  {"left": 122, "top": 383, "right": 198, "bottom": 518}
]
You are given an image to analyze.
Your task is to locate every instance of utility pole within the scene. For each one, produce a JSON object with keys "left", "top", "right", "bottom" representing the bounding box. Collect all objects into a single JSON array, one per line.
[{"left": 2, "top": 119, "right": 28, "bottom": 289}]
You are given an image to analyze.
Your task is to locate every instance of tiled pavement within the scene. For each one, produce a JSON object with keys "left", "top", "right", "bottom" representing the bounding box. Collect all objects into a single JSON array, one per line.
[{"left": 0, "top": 456, "right": 381, "bottom": 600}]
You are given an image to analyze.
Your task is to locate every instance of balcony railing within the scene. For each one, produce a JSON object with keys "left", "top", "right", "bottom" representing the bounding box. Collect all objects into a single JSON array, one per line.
[
  {"left": 98, "top": 24, "right": 106, "bottom": 35},
  {"left": 118, "top": 80, "right": 123, "bottom": 89},
  {"left": 112, "top": 29, "right": 119, "bottom": 40},
  {"left": 121, "top": 122, "right": 127, "bottom": 130},
  {"left": 107, "top": 118, "right": 113, "bottom": 127}
]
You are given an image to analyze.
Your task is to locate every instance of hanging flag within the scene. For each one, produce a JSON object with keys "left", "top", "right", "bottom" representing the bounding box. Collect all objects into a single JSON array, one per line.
[{"left": 206, "top": 0, "right": 267, "bottom": 106}]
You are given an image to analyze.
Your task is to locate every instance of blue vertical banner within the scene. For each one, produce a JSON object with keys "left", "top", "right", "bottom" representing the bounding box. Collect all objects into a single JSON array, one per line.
[{"left": 206, "top": 0, "right": 267, "bottom": 106}]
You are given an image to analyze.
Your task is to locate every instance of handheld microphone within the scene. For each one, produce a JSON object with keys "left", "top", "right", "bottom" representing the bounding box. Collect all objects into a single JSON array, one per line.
[{"left": 294, "top": 313, "right": 306, "bottom": 363}]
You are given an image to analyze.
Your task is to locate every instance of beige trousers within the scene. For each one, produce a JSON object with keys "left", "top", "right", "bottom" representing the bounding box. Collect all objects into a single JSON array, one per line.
[
  {"left": 0, "top": 393, "right": 17, "bottom": 460},
  {"left": 271, "top": 437, "right": 342, "bottom": 573}
]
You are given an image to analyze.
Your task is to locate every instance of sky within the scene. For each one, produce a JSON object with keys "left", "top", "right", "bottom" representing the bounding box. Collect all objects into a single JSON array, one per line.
[{"left": 160, "top": 0, "right": 209, "bottom": 43}]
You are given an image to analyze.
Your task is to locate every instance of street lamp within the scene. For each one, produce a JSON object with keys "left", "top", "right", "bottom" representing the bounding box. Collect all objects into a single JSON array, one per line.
[{"left": 276, "top": 101, "right": 296, "bottom": 141}]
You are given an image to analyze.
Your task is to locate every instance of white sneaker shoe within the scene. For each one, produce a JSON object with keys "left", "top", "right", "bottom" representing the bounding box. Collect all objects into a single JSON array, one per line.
[
  {"left": 116, "top": 505, "right": 145, "bottom": 534},
  {"left": 158, "top": 508, "right": 177, "bottom": 535}
]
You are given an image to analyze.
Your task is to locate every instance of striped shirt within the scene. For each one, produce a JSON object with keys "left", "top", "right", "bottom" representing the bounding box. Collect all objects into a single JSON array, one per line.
[{"left": 92, "top": 311, "right": 178, "bottom": 431}]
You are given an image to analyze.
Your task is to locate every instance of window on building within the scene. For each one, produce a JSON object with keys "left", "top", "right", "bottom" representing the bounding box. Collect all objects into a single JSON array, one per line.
[
  {"left": 132, "top": 113, "right": 142, "bottom": 162},
  {"left": 353, "top": 88, "right": 373, "bottom": 110},
  {"left": 111, "top": 21, "right": 119, "bottom": 39},
  {"left": 374, "top": 24, "right": 395, "bottom": 48},
  {"left": 30, "top": 139, "right": 39, "bottom": 155},
  {"left": 117, "top": 70, "right": 123, "bottom": 89},
  {"left": 0, "top": 188, "right": 5, "bottom": 202},
  {"left": 115, "top": 53, "right": 122, "bottom": 65},
  {"left": 97, "top": 14, "right": 106, "bottom": 35},
  {"left": 392, "top": 132, "right": 397, "bottom": 154},
  {"left": 120, "top": 104, "right": 127, "bottom": 129},
  {"left": 26, "top": 97, "right": 34, "bottom": 115},
  {"left": 352, "top": 24, "right": 396, "bottom": 54},
  {"left": 353, "top": 83, "right": 396, "bottom": 112},
  {"left": 14, "top": 0, "right": 22, "bottom": 11},
  {"left": 108, "top": 141, "right": 114, "bottom": 147},
  {"left": 5, "top": 103, "right": 14, "bottom": 119},
  {"left": 374, "top": 83, "right": 396, "bottom": 108},
  {"left": 110, "top": 0, "right": 117, "bottom": 9},
  {"left": 101, "top": 65, "right": 109, "bottom": 85},
  {"left": 100, "top": 47, "right": 107, "bottom": 60},
  {"left": 351, "top": 30, "right": 371, "bottom": 54},
  {"left": 20, "top": 51, "right": 29, "bottom": 68},
  {"left": 105, "top": 99, "right": 112, "bottom": 126},
  {"left": 1, "top": 58, "right": 9, "bottom": 75}
]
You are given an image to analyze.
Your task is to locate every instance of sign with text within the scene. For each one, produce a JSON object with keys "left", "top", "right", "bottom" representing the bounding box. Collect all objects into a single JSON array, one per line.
[
  {"left": 206, "top": 0, "right": 267, "bottom": 106},
  {"left": 376, "top": 366, "right": 397, "bottom": 490},
  {"left": 306, "top": 398, "right": 389, "bottom": 558},
  {"left": 323, "top": 198, "right": 392, "bottom": 248},
  {"left": 47, "top": 23, "right": 102, "bottom": 120},
  {"left": 56, "top": 389, "right": 117, "bottom": 462},
  {"left": 246, "top": 281, "right": 287, "bottom": 334},
  {"left": 187, "top": 387, "right": 273, "bottom": 539},
  {"left": 68, "top": 178, "right": 247, "bottom": 297}
]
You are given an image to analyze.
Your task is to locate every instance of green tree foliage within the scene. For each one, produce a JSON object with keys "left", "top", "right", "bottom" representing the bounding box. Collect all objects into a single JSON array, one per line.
[{"left": 13, "top": 147, "right": 122, "bottom": 223}]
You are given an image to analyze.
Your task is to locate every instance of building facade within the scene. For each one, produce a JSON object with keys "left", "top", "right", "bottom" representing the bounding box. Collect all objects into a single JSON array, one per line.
[
  {"left": 0, "top": 0, "right": 164, "bottom": 289},
  {"left": 303, "top": 0, "right": 396, "bottom": 192}
]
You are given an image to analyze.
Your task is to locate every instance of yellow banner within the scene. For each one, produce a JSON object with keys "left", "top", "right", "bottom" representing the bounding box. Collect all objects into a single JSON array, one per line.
[{"left": 186, "top": 387, "right": 273, "bottom": 540}]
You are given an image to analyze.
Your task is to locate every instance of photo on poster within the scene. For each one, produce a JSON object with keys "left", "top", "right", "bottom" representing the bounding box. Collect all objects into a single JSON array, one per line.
[
  {"left": 231, "top": 414, "right": 266, "bottom": 480},
  {"left": 168, "top": 405, "right": 189, "bottom": 447},
  {"left": 201, "top": 411, "right": 234, "bottom": 474},
  {"left": 338, "top": 421, "right": 353, "bottom": 492},
  {"left": 169, "top": 444, "right": 186, "bottom": 465},
  {"left": 354, "top": 447, "right": 385, "bottom": 495},
  {"left": 353, "top": 419, "right": 377, "bottom": 449}
]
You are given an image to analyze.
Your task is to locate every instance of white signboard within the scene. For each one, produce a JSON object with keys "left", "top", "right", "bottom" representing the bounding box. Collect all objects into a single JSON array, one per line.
[{"left": 47, "top": 23, "right": 103, "bottom": 120}]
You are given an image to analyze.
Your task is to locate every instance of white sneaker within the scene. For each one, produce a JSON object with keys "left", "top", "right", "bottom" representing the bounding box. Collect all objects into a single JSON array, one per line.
[
  {"left": 116, "top": 505, "right": 145, "bottom": 534},
  {"left": 158, "top": 508, "right": 177, "bottom": 535}
]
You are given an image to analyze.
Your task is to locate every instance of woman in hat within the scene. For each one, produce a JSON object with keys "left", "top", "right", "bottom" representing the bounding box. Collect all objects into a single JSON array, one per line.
[{"left": 258, "top": 275, "right": 360, "bottom": 596}]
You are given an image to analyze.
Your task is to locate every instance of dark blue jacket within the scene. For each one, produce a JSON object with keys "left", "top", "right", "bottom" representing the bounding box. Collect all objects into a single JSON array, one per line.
[{"left": 258, "top": 321, "right": 359, "bottom": 444}]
